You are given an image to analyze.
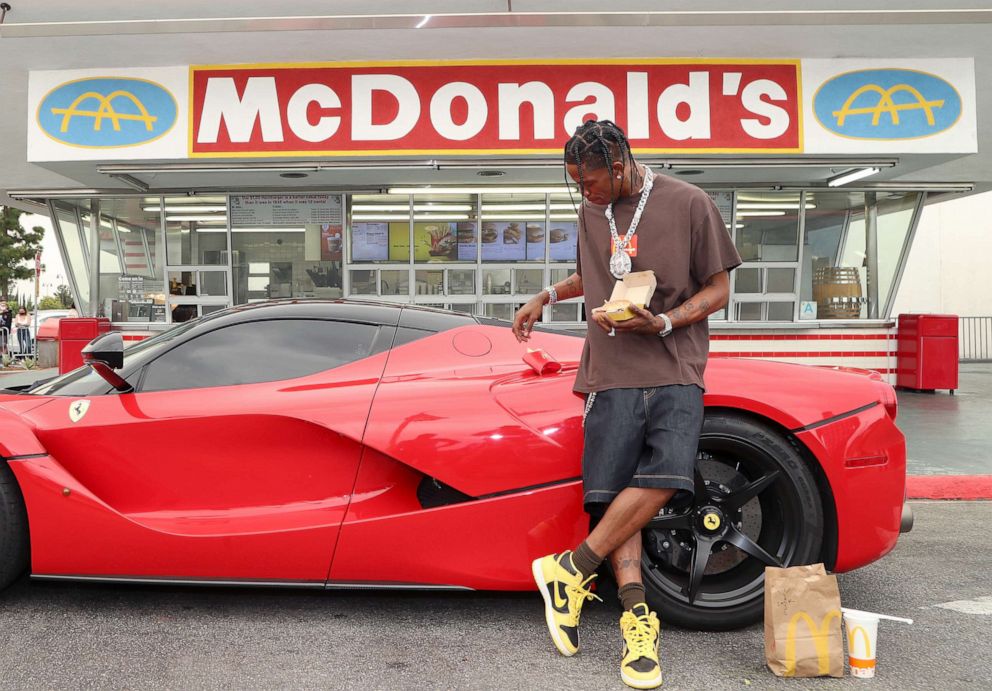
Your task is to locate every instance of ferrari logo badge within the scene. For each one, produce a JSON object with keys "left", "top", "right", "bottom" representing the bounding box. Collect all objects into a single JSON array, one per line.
[
  {"left": 68, "top": 399, "right": 90, "bottom": 423},
  {"left": 703, "top": 513, "right": 721, "bottom": 531}
]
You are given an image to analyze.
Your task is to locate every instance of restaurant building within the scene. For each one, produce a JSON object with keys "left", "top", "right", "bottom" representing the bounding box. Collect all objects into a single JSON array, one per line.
[{"left": 2, "top": 3, "right": 990, "bottom": 382}]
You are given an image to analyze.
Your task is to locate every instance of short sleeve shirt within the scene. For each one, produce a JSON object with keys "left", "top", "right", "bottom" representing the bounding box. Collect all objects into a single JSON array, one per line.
[{"left": 574, "top": 172, "right": 741, "bottom": 393}]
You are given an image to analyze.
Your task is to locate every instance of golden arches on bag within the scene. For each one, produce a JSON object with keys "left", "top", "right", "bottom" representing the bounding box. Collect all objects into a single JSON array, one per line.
[{"left": 783, "top": 609, "right": 842, "bottom": 677}]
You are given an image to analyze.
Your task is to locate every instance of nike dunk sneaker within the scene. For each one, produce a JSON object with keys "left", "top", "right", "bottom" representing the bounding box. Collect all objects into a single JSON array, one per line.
[
  {"left": 619, "top": 603, "right": 663, "bottom": 689},
  {"left": 531, "top": 551, "right": 600, "bottom": 656}
]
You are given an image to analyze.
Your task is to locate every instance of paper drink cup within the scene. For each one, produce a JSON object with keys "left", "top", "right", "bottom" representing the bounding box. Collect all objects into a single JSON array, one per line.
[{"left": 843, "top": 611, "right": 879, "bottom": 678}]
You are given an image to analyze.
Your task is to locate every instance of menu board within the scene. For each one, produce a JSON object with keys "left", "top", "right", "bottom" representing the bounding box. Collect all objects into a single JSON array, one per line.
[
  {"left": 480, "top": 222, "right": 526, "bottom": 262},
  {"left": 456, "top": 222, "right": 478, "bottom": 261},
  {"left": 709, "top": 192, "right": 734, "bottom": 228},
  {"left": 231, "top": 194, "right": 342, "bottom": 226},
  {"left": 548, "top": 221, "right": 578, "bottom": 261},
  {"left": 413, "top": 222, "right": 458, "bottom": 261},
  {"left": 524, "top": 222, "right": 546, "bottom": 261},
  {"left": 351, "top": 222, "right": 389, "bottom": 261}
]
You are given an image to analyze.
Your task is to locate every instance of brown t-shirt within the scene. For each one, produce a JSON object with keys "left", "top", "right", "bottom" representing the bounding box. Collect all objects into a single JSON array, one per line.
[{"left": 574, "top": 172, "right": 741, "bottom": 393}]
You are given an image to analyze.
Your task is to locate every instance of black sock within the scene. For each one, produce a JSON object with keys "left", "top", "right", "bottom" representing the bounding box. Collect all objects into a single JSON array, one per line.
[
  {"left": 570, "top": 541, "right": 604, "bottom": 579},
  {"left": 618, "top": 582, "right": 647, "bottom": 612}
]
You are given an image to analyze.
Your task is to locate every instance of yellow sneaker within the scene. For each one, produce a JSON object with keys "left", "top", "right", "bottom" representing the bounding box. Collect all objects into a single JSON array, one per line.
[
  {"left": 531, "top": 551, "right": 600, "bottom": 656},
  {"left": 620, "top": 603, "right": 663, "bottom": 689}
]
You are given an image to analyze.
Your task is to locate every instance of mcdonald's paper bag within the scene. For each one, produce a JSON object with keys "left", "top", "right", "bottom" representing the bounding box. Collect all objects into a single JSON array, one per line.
[{"left": 764, "top": 564, "right": 843, "bottom": 678}]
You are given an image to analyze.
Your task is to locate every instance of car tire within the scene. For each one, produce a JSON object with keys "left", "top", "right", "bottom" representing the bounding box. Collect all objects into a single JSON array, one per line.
[
  {"left": 638, "top": 413, "right": 824, "bottom": 630},
  {"left": 0, "top": 462, "right": 29, "bottom": 592}
]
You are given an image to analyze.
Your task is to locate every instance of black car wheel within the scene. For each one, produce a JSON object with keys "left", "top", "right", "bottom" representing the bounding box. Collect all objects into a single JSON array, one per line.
[
  {"left": 641, "top": 413, "right": 824, "bottom": 630},
  {"left": 0, "top": 462, "right": 29, "bottom": 592}
]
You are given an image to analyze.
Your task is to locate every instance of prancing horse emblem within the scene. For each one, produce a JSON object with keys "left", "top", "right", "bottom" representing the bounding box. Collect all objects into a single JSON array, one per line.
[{"left": 69, "top": 399, "right": 91, "bottom": 423}]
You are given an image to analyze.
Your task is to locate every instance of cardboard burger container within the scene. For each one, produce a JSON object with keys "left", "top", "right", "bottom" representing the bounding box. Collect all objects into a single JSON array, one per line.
[{"left": 591, "top": 270, "right": 658, "bottom": 322}]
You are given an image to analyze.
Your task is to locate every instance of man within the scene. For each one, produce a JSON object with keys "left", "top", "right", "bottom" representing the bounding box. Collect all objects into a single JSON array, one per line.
[{"left": 512, "top": 120, "right": 741, "bottom": 689}]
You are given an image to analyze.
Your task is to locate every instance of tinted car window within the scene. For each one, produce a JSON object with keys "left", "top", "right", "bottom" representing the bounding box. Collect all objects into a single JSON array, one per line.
[{"left": 140, "top": 319, "right": 380, "bottom": 392}]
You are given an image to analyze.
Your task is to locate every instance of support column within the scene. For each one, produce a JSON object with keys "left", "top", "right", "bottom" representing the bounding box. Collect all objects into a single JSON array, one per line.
[
  {"left": 88, "top": 200, "right": 100, "bottom": 318},
  {"left": 865, "top": 192, "right": 879, "bottom": 319}
]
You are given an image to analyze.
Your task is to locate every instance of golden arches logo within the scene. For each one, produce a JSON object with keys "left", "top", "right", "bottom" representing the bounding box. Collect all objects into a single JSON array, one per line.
[
  {"left": 847, "top": 624, "right": 873, "bottom": 658},
  {"left": 832, "top": 84, "right": 944, "bottom": 128},
  {"left": 50, "top": 90, "right": 158, "bottom": 133},
  {"left": 783, "top": 609, "right": 841, "bottom": 677}
]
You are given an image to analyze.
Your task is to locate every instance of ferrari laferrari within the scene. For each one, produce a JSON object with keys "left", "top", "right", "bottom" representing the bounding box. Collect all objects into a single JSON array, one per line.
[{"left": 0, "top": 300, "right": 909, "bottom": 629}]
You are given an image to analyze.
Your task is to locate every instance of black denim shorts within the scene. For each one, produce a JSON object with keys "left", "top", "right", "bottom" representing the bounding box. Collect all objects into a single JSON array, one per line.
[{"left": 581, "top": 384, "right": 704, "bottom": 515}]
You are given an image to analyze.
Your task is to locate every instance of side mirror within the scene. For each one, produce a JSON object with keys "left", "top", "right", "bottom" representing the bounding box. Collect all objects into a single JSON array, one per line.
[{"left": 82, "top": 332, "right": 133, "bottom": 393}]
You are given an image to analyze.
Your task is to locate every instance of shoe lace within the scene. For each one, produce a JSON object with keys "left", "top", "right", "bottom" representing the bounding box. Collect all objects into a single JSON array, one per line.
[
  {"left": 622, "top": 612, "right": 657, "bottom": 659},
  {"left": 565, "top": 574, "right": 602, "bottom": 626}
]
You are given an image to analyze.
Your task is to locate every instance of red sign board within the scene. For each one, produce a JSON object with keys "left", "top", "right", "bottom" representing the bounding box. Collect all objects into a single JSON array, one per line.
[{"left": 189, "top": 60, "right": 801, "bottom": 156}]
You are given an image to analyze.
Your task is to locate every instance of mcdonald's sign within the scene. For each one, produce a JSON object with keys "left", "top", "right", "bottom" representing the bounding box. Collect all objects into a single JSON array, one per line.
[
  {"left": 813, "top": 68, "right": 962, "bottom": 140},
  {"left": 36, "top": 77, "right": 178, "bottom": 148},
  {"left": 782, "top": 609, "right": 842, "bottom": 677}
]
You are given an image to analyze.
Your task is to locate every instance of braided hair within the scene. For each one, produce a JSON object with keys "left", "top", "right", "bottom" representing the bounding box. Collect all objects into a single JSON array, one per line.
[{"left": 563, "top": 120, "right": 643, "bottom": 234}]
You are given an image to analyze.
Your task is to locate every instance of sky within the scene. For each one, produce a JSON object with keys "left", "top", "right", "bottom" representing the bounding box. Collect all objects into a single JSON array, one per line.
[{"left": 11, "top": 211, "right": 68, "bottom": 302}]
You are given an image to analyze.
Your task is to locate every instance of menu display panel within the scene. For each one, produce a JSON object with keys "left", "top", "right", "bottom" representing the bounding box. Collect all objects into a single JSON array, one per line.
[
  {"left": 351, "top": 222, "right": 389, "bottom": 261},
  {"left": 548, "top": 221, "right": 578, "bottom": 261},
  {"left": 481, "top": 221, "right": 526, "bottom": 262}
]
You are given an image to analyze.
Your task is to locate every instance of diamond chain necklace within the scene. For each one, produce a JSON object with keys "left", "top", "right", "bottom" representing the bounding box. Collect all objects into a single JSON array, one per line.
[{"left": 605, "top": 166, "right": 654, "bottom": 279}]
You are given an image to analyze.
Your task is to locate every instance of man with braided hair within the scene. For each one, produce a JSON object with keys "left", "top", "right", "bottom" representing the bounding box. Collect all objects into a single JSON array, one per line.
[{"left": 512, "top": 120, "right": 740, "bottom": 689}]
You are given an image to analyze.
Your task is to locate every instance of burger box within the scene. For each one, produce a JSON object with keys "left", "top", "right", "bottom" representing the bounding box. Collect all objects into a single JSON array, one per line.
[{"left": 591, "top": 270, "right": 657, "bottom": 322}]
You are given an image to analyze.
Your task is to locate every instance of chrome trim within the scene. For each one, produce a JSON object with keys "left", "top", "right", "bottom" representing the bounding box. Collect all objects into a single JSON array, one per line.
[{"left": 31, "top": 574, "right": 325, "bottom": 588}]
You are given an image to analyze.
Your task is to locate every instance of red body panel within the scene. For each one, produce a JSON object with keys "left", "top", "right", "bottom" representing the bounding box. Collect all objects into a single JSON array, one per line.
[
  {"left": 3, "top": 323, "right": 905, "bottom": 587},
  {"left": 795, "top": 403, "right": 907, "bottom": 572},
  {"left": 12, "top": 353, "right": 388, "bottom": 581}
]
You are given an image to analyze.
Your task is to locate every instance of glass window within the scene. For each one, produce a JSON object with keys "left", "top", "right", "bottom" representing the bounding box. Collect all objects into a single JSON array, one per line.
[
  {"left": 380, "top": 270, "right": 408, "bottom": 296},
  {"left": 802, "top": 192, "right": 866, "bottom": 320},
  {"left": 735, "top": 192, "right": 801, "bottom": 262},
  {"left": 735, "top": 267, "right": 762, "bottom": 294},
  {"left": 876, "top": 192, "right": 922, "bottom": 314},
  {"left": 350, "top": 270, "right": 376, "bottom": 295},
  {"left": 415, "top": 269, "right": 444, "bottom": 296},
  {"left": 481, "top": 192, "right": 544, "bottom": 262},
  {"left": 766, "top": 268, "right": 796, "bottom": 293},
  {"left": 163, "top": 196, "right": 227, "bottom": 266},
  {"left": 140, "top": 319, "right": 380, "bottom": 392},
  {"left": 515, "top": 269, "right": 544, "bottom": 295},
  {"left": 50, "top": 201, "right": 90, "bottom": 314},
  {"left": 482, "top": 269, "right": 512, "bottom": 295},
  {"left": 448, "top": 269, "right": 476, "bottom": 295}
]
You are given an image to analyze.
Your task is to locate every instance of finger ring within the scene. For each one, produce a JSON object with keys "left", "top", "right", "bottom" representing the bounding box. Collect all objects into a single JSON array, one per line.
[{"left": 608, "top": 327, "right": 616, "bottom": 337}]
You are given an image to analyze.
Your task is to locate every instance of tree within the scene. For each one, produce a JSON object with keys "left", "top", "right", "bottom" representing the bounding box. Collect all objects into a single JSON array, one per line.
[
  {"left": 0, "top": 207, "right": 45, "bottom": 304},
  {"left": 55, "top": 283, "right": 74, "bottom": 308},
  {"left": 38, "top": 296, "right": 64, "bottom": 310}
]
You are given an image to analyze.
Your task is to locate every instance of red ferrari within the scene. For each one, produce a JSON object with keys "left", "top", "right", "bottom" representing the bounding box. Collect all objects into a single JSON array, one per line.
[{"left": 0, "top": 301, "right": 910, "bottom": 629}]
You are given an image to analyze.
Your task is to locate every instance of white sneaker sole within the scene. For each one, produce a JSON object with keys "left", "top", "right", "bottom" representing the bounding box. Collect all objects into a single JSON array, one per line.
[
  {"left": 621, "top": 668, "right": 663, "bottom": 689},
  {"left": 531, "top": 557, "right": 577, "bottom": 657}
]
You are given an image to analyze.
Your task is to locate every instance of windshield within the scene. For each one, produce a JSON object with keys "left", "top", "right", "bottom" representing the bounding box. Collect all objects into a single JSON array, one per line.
[{"left": 29, "top": 320, "right": 202, "bottom": 396}]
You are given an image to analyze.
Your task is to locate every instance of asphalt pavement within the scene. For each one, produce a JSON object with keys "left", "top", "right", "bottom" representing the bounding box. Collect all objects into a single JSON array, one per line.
[{"left": 0, "top": 501, "right": 989, "bottom": 690}]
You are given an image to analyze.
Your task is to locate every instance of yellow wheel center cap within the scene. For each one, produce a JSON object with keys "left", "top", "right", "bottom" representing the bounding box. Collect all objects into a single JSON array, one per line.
[{"left": 703, "top": 513, "right": 721, "bottom": 530}]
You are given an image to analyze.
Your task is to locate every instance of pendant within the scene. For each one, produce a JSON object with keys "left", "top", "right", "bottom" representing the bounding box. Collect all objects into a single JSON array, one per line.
[{"left": 609, "top": 250, "right": 631, "bottom": 279}]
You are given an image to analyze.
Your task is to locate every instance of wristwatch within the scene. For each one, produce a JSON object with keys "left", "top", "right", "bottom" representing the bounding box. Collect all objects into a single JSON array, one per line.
[{"left": 656, "top": 312, "right": 673, "bottom": 338}]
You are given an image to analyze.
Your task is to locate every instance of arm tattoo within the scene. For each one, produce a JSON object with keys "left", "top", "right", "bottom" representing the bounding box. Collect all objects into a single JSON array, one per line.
[
  {"left": 704, "top": 276, "right": 717, "bottom": 288},
  {"left": 683, "top": 300, "right": 696, "bottom": 314},
  {"left": 700, "top": 298, "right": 711, "bottom": 313}
]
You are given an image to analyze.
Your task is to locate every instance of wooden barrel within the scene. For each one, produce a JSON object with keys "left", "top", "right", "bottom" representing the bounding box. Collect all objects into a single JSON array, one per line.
[{"left": 813, "top": 267, "right": 864, "bottom": 319}]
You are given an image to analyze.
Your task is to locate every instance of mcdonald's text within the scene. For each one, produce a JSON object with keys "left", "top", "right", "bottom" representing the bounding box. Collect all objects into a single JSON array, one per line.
[{"left": 189, "top": 61, "right": 801, "bottom": 155}]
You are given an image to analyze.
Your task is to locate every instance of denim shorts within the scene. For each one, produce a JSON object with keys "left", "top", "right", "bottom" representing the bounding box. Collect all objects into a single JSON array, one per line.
[{"left": 581, "top": 385, "right": 704, "bottom": 515}]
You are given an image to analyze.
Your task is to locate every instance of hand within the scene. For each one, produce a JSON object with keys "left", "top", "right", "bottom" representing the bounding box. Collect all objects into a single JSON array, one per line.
[
  {"left": 589, "top": 309, "right": 614, "bottom": 333},
  {"left": 611, "top": 304, "right": 663, "bottom": 335},
  {"left": 512, "top": 297, "right": 546, "bottom": 342}
]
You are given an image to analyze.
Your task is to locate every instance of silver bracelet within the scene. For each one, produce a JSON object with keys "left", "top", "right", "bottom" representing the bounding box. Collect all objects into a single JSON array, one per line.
[{"left": 544, "top": 285, "right": 558, "bottom": 305}]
